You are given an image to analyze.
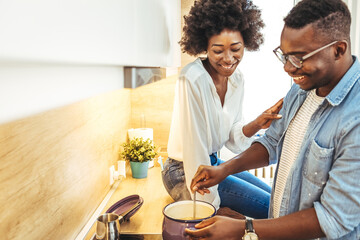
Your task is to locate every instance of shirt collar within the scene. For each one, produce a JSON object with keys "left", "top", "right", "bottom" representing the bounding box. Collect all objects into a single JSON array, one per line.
[
  {"left": 326, "top": 56, "right": 360, "bottom": 106},
  {"left": 227, "top": 74, "right": 238, "bottom": 88}
]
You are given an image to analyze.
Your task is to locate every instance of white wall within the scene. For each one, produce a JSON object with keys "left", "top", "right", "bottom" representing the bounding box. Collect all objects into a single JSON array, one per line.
[
  {"left": 0, "top": 0, "right": 181, "bottom": 67},
  {"left": 241, "top": 0, "right": 293, "bottom": 123}
]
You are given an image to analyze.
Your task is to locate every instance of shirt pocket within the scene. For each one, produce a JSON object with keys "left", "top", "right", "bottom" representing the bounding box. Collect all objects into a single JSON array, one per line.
[{"left": 303, "top": 139, "right": 334, "bottom": 187}]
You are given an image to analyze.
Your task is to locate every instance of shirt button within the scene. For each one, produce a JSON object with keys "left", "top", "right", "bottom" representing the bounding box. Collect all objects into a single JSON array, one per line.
[{"left": 314, "top": 172, "right": 318, "bottom": 175}]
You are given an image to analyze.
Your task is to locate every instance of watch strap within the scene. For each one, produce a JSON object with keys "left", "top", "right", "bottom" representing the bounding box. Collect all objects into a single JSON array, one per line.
[{"left": 245, "top": 219, "right": 254, "bottom": 232}]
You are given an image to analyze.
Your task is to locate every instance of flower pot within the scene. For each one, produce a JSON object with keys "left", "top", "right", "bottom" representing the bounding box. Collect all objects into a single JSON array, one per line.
[{"left": 130, "top": 161, "right": 149, "bottom": 179}]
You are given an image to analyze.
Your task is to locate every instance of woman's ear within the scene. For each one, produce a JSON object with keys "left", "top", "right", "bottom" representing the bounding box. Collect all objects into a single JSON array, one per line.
[{"left": 334, "top": 40, "right": 348, "bottom": 60}]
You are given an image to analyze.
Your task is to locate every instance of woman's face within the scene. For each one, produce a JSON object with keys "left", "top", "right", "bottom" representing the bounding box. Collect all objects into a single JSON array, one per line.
[{"left": 206, "top": 29, "right": 244, "bottom": 78}]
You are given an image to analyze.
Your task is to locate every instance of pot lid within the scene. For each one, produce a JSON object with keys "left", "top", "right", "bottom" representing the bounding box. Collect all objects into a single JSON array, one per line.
[{"left": 106, "top": 194, "right": 144, "bottom": 221}]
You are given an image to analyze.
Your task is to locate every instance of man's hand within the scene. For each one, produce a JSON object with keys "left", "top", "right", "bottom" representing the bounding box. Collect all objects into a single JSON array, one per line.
[
  {"left": 190, "top": 165, "right": 227, "bottom": 195},
  {"left": 185, "top": 216, "right": 244, "bottom": 240}
]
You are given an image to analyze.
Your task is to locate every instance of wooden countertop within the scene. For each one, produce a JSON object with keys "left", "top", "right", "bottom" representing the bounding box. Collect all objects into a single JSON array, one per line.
[{"left": 85, "top": 164, "right": 173, "bottom": 239}]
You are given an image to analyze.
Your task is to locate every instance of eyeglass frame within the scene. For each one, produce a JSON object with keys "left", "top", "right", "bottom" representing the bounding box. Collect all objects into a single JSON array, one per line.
[{"left": 273, "top": 40, "right": 338, "bottom": 69}]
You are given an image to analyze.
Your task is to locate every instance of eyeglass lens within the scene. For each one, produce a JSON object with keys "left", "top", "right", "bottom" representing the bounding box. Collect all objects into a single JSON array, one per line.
[{"left": 276, "top": 50, "right": 301, "bottom": 68}]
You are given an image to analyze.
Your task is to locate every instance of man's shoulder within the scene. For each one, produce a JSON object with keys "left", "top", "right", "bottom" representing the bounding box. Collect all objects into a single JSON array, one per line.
[{"left": 340, "top": 79, "right": 360, "bottom": 113}]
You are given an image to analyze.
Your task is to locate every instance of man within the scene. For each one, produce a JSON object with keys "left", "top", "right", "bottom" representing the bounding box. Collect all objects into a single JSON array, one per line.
[{"left": 185, "top": 0, "right": 360, "bottom": 239}]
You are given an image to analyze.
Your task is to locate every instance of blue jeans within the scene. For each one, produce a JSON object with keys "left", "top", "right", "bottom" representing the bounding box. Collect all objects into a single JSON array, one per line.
[
  {"left": 161, "top": 154, "right": 271, "bottom": 219},
  {"left": 210, "top": 153, "right": 271, "bottom": 219},
  {"left": 161, "top": 158, "right": 191, "bottom": 201}
]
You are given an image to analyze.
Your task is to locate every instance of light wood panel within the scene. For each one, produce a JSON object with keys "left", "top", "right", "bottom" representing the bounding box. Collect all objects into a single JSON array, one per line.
[
  {"left": 0, "top": 89, "right": 131, "bottom": 240},
  {"left": 130, "top": 76, "right": 177, "bottom": 149}
]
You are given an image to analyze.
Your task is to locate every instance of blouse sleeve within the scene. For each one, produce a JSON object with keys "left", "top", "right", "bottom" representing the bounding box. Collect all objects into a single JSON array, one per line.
[
  {"left": 225, "top": 121, "right": 254, "bottom": 154},
  {"left": 177, "top": 73, "right": 220, "bottom": 209}
]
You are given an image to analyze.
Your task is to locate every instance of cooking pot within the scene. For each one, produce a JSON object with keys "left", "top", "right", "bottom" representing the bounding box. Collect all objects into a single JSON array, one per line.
[{"left": 162, "top": 200, "right": 216, "bottom": 240}]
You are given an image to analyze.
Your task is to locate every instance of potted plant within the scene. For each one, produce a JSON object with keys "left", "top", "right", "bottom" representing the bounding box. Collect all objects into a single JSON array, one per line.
[{"left": 121, "top": 137, "right": 157, "bottom": 178}]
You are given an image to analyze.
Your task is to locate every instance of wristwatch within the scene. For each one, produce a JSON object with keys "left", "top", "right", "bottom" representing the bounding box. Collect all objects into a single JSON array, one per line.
[{"left": 242, "top": 219, "right": 259, "bottom": 240}]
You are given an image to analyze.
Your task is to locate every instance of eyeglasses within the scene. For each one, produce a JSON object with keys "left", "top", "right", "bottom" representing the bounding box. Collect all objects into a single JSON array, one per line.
[{"left": 273, "top": 41, "right": 338, "bottom": 68}]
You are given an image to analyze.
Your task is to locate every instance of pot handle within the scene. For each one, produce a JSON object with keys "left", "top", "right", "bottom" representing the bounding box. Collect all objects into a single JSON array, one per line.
[{"left": 118, "top": 200, "right": 141, "bottom": 223}]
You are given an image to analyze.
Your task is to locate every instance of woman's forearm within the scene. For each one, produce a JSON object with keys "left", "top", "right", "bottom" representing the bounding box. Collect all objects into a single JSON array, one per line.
[{"left": 242, "top": 121, "right": 261, "bottom": 137}]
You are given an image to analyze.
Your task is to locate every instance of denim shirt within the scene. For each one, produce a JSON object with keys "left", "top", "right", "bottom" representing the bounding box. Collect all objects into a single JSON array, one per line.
[{"left": 256, "top": 56, "right": 360, "bottom": 240}]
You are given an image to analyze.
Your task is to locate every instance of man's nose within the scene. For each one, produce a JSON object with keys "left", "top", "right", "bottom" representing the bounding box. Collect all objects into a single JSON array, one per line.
[{"left": 283, "top": 59, "right": 297, "bottom": 74}]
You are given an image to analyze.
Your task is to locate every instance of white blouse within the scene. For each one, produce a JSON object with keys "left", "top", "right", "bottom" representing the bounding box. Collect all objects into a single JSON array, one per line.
[{"left": 167, "top": 58, "right": 253, "bottom": 209}]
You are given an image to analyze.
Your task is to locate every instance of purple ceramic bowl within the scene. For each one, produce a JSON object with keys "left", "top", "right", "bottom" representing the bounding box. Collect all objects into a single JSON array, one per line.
[{"left": 162, "top": 200, "right": 216, "bottom": 240}]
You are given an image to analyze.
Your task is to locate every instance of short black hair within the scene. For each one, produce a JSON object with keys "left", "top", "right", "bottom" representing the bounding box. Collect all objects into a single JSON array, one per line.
[
  {"left": 284, "top": 0, "right": 351, "bottom": 42},
  {"left": 180, "top": 0, "right": 264, "bottom": 56}
]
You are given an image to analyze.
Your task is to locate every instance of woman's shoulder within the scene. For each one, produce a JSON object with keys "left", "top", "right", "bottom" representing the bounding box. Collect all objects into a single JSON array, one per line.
[
  {"left": 232, "top": 67, "right": 244, "bottom": 80},
  {"left": 180, "top": 58, "right": 208, "bottom": 84},
  {"left": 228, "top": 67, "right": 244, "bottom": 87}
]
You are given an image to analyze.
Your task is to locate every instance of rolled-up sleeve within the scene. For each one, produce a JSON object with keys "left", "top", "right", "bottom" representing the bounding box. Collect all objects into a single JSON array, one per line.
[{"left": 225, "top": 121, "right": 254, "bottom": 153}]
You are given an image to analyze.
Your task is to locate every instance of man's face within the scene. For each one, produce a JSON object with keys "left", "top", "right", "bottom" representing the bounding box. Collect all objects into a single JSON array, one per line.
[{"left": 280, "top": 25, "right": 339, "bottom": 97}]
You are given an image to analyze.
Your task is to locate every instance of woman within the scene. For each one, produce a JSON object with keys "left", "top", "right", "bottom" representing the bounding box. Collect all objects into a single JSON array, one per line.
[{"left": 162, "top": 0, "right": 283, "bottom": 219}]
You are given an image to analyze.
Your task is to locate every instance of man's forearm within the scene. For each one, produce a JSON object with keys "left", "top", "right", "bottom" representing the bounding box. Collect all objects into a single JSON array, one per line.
[
  {"left": 254, "top": 208, "right": 325, "bottom": 240},
  {"left": 221, "top": 142, "right": 270, "bottom": 175}
]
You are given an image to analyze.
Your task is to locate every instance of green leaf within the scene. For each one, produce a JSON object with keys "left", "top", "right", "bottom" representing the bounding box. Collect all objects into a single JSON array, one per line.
[{"left": 119, "top": 137, "right": 158, "bottom": 162}]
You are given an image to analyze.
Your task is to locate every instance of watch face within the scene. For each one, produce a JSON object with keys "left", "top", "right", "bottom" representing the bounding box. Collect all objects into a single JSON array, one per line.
[{"left": 244, "top": 232, "right": 258, "bottom": 240}]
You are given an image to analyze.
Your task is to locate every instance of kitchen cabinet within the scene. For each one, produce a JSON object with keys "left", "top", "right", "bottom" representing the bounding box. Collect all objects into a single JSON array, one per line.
[{"left": 0, "top": 0, "right": 181, "bottom": 67}]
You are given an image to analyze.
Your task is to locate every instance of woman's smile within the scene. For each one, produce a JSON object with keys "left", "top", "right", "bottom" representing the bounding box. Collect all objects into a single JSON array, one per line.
[{"left": 219, "top": 61, "right": 239, "bottom": 70}]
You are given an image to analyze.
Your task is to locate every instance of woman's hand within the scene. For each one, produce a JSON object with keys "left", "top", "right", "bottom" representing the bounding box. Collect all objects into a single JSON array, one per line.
[
  {"left": 185, "top": 216, "right": 244, "bottom": 240},
  {"left": 256, "top": 97, "right": 284, "bottom": 129},
  {"left": 243, "top": 98, "right": 284, "bottom": 137}
]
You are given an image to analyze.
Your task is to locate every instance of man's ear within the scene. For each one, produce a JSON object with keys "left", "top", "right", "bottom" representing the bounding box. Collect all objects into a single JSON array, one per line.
[{"left": 334, "top": 40, "right": 348, "bottom": 60}]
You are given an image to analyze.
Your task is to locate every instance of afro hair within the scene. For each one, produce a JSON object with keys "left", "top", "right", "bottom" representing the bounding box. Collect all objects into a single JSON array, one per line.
[{"left": 179, "top": 0, "right": 264, "bottom": 56}]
